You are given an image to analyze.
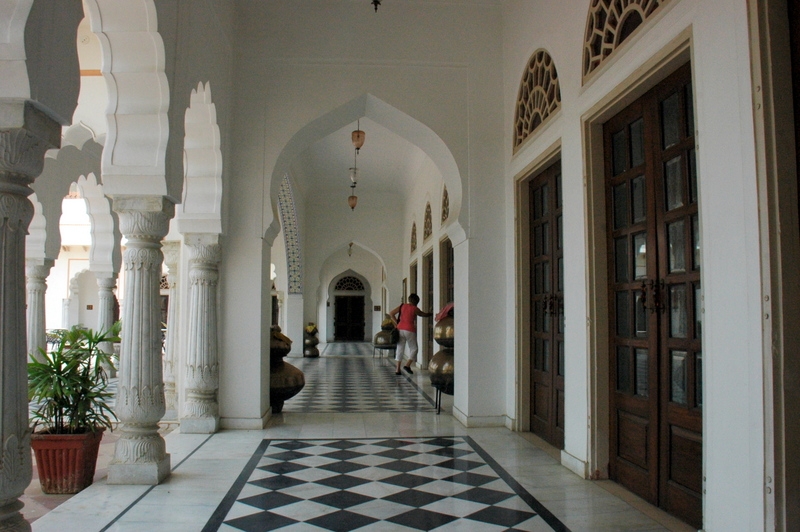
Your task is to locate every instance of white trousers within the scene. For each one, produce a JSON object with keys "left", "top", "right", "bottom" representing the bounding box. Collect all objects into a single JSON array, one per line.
[{"left": 395, "top": 330, "right": 418, "bottom": 363}]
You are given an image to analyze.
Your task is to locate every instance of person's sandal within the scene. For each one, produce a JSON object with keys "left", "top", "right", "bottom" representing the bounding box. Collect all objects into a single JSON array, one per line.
[
  {"left": 395, "top": 371, "right": 402, "bottom": 375},
  {"left": 403, "top": 366, "right": 413, "bottom": 375}
]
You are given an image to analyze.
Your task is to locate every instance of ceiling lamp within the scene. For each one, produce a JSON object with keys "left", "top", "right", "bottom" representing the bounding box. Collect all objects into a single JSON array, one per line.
[
  {"left": 347, "top": 120, "right": 364, "bottom": 210},
  {"left": 371, "top": 0, "right": 381, "bottom": 12}
]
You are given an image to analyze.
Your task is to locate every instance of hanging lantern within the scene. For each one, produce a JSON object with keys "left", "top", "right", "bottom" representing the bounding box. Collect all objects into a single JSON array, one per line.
[
  {"left": 348, "top": 194, "right": 358, "bottom": 210},
  {"left": 352, "top": 129, "right": 365, "bottom": 152}
]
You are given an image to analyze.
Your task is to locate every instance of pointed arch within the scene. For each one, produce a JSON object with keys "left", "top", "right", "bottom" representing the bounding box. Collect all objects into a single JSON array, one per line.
[
  {"left": 277, "top": 175, "right": 302, "bottom": 295},
  {"left": 267, "top": 93, "right": 465, "bottom": 245}
]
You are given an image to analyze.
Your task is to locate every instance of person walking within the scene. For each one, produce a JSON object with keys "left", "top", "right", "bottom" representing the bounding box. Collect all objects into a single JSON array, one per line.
[{"left": 389, "top": 294, "right": 432, "bottom": 375}]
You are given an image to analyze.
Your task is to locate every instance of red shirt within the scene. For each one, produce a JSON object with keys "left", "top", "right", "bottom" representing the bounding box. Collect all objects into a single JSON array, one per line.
[{"left": 397, "top": 304, "right": 418, "bottom": 333}]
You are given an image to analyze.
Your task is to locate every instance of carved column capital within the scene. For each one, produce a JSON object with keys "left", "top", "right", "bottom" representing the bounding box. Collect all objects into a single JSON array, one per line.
[
  {"left": 0, "top": 102, "right": 61, "bottom": 194},
  {"left": 112, "top": 195, "right": 174, "bottom": 242}
]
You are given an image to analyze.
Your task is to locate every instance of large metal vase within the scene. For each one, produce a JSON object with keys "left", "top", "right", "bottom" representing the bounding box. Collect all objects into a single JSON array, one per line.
[
  {"left": 430, "top": 314, "right": 455, "bottom": 395},
  {"left": 270, "top": 326, "right": 305, "bottom": 413}
]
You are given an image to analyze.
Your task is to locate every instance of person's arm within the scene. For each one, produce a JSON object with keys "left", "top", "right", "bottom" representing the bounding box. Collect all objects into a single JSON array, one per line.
[
  {"left": 415, "top": 307, "right": 433, "bottom": 318},
  {"left": 389, "top": 305, "right": 402, "bottom": 323}
]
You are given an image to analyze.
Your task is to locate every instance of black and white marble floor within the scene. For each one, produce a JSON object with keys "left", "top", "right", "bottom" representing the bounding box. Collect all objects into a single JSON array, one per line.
[
  {"left": 208, "top": 436, "right": 567, "bottom": 531},
  {"left": 29, "top": 343, "right": 693, "bottom": 532},
  {"left": 281, "top": 347, "right": 435, "bottom": 414}
]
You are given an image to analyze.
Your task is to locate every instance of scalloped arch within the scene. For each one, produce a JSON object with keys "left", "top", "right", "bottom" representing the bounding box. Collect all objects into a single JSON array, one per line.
[
  {"left": 75, "top": 173, "right": 121, "bottom": 276},
  {"left": 82, "top": 0, "right": 169, "bottom": 196},
  {"left": 514, "top": 48, "right": 561, "bottom": 149},
  {"left": 177, "top": 81, "right": 223, "bottom": 235}
]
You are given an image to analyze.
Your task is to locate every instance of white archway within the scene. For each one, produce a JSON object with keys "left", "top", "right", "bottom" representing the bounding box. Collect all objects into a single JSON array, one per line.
[{"left": 264, "top": 94, "right": 466, "bottom": 245}]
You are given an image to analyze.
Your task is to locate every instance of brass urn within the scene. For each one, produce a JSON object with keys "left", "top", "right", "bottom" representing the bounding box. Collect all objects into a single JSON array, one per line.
[
  {"left": 269, "top": 325, "right": 305, "bottom": 413},
  {"left": 429, "top": 308, "right": 455, "bottom": 400}
]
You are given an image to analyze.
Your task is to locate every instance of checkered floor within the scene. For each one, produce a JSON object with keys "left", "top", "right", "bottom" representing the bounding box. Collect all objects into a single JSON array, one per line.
[
  {"left": 320, "top": 342, "right": 374, "bottom": 357},
  {"left": 281, "top": 347, "right": 435, "bottom": 414},
  {"left": 206, "top": 436, "right": 567, "bottom": 531}
]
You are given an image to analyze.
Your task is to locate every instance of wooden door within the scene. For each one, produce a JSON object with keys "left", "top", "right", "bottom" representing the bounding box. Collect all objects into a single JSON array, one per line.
[
  {"left": 605, "top": 63, "right": 702, "bottom": 528},
  {"left": 423, "top": 251, "right": 434, "bottom": 364},
  {"left": 529, "top": 160, "right": 565, "bottom": 449},
  {"left": 334, "top": 296, "right": 365, "bottom": 341}
]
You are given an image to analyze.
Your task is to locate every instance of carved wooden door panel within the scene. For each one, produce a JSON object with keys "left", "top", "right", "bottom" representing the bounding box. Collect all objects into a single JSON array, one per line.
[
  {"left": 529, "top": 160, "right": 565, "bottom": 449},
  {"left": 605, "top": 63, "right": 702, "bottom": 529}
]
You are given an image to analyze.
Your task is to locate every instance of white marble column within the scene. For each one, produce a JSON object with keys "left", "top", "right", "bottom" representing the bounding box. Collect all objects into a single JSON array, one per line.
[
  {"left": 26, "top": 259, "right": 53, "bottom": 362},
  {"left": 108, "top": 195, "right": 173, "bottom": 485},
  {"left": 161, "top": 241, "right": 180, "bottom": 421},
  {"left": 96, "top": 273, "right": 118, "bottom": 375},
  {"left": 0, "top": 103, "right": 60, "bottom": 531},
  {"left": 180, "top": 234, "right": 221, "bottom": 434}
]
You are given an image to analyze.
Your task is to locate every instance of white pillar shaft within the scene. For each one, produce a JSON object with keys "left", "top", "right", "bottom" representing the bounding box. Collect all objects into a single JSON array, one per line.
[
  {"left": 0, "top": 102, "right": 60, "bottom": 531},
  {"left": 161, "top": 242, "right": 180, "bottom": 421},
  {"left": 0, "top": 192, "right": 34, "bottom": 528},
  {"left": 181, "top": 238, "right": 220, "bottom": 434},
  {"left": 25, "top": 262, "right": 51, "bottom": 361},
  {"left": 96, "top": 274, "right": 117, "bottom": 376},
  {"left": 108, "top": 196, "right": 173, "bottom": 485}
]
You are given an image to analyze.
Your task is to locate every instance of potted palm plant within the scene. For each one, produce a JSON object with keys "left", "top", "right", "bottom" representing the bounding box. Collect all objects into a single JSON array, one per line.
[{"left": 28, "top": 323, "right": 120, "bottom": 494}]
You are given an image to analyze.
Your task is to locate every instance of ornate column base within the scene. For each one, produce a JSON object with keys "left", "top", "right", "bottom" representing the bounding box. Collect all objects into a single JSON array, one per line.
[
  {"left": 107, "top": 457, "right": 171, "bottom": 485},
  {"left": 107, "top": 424, "right": 171, "bottom": 485},
  {"left": 0, "top": 501, "right": 29, "bottom": 532},
  {"left": 180, "top": 416, "right": 219, "bottom": 434}
]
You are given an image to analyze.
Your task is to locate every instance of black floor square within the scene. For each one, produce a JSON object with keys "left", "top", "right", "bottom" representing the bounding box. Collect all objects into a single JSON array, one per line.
[
  {"left": 206, "top": 436, "right": 569, "bottom": 532},
  {"left": 387, "top": 508, "right": 458, "bottom": 531}
]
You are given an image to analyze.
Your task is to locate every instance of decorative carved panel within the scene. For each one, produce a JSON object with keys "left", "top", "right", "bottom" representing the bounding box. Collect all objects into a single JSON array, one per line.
[
  {"left": 334, "top": 276, "right": 365, "bottom": 291},
  {"left": 514, "top": 49, "right": 561, "bottom": 149},
  {"left": 411, "top": 222, "right": 417, "bottom": 253},
  {"left": 583, "top": 0, "right": 669, "bottom": 80},
  {"left": 423, "top": 203, "right": 433, "bottom": 240},
  {"left": 441, "top": 186, "right": 449, "bottom": 223}
]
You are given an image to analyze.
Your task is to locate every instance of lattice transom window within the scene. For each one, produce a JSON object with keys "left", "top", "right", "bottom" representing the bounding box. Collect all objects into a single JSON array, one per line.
[
  {"left": 334, "top": 276, "right": 365, "bottom": 291},
  {"left": 583, "top": 0, "right": 668, "bottom": 80},
  {"left": 514, "top": 49, "right": 561, "bottom": 150},
  {"left": 411, "top": 222, "right": 417, "bottom": 253},
  {"left": 160, "top": 274, "right": 170, "bottom": 290},
  {"left": 441, "top": 186, "right": 449, "bottom": 223},
  {"left": 423, "top": 203, "right": 433, "bottom": 240}
]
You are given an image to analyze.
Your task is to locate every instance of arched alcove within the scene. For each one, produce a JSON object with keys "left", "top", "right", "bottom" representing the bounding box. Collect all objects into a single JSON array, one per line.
[{"left": 327, "top": 270, "right": 372, "bottom": 343}]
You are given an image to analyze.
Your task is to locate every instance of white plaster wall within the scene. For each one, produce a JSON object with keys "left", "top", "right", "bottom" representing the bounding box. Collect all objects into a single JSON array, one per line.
[
  {"left": 46, "top": 248, "right": 88, "bottom": 329},
  {"left": 76, "top": 269, "right": 99, "bottom": 328},
  {"left": 502, "top": 0, "right": 766, "bottom": 529},
  {"left": 303, "top": 190, "right": 402, "bottom": 340},
  {"left": 230, "top": 0, "right": 506, "bottom": 425}
]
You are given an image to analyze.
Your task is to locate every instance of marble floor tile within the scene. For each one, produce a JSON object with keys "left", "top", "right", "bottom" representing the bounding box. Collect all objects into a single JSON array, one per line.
[{"left": 28, "top": 343, "right": 692, "bottom": 532}]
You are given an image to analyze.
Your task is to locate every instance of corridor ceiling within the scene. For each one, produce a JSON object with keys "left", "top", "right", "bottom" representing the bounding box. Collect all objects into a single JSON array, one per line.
[{"left": 289, "top": 117, "right": 431, "bottom": 202}]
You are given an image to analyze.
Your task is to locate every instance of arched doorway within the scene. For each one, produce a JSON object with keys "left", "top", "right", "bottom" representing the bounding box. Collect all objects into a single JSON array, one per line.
[{"left": 331, "top": 273, "right": 368, "bottom": 341}]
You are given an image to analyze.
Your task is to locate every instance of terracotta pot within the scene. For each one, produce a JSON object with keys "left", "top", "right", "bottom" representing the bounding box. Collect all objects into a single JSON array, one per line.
[{"left": 31, "top": 430, "right": 104, "bottom": 494}]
